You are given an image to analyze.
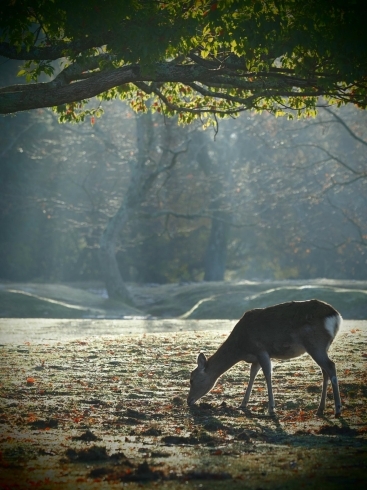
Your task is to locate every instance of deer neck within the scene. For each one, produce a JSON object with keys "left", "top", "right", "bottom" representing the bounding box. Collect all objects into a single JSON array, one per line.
[{"left": 206, "top": 339, "right": 240, "bottom": 379}]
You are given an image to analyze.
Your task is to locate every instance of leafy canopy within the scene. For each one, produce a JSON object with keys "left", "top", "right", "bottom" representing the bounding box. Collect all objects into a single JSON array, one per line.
[{"left": 0, "top": 0, "right": 366, "bottom": 124}]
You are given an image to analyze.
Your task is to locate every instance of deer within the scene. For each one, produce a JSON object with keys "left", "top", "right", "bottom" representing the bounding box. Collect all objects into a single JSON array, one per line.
[{"left": 187, "top": 299, "right": 342, "bottom": 418}]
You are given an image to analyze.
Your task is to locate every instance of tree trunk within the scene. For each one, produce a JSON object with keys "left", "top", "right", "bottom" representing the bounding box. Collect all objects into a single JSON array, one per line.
[
  {"left": 203, "top": 210, "right": 230, "bottom": 281},
  {"left": 99, "top": 111, "right": 153, "bottom": 301},
  {"left": 193, "top": 130, "right": 231, "bottom": 281},
  {"left": 99, "top": 202, "right": 132, "bottom": 302}
]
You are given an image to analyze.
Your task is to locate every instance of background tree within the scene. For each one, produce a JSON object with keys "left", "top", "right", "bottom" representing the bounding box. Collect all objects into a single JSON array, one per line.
[
  {"left": 2, "top": 100, "right": 365, "bottom": 287},
  {"left": 220, "top": 106, "right": 367, "bottom": 279}
]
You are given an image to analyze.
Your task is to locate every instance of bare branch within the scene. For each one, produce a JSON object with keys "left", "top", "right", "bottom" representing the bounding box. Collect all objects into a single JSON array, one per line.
[
  {"left": 282, "top": 143, "right": 365, "bottom": 176},
  {"left": 143, "top": 209, "right": 257, "bottom": 228},
  {"left": 325, "top": 194, "right": 367, "bottom": 247},
  {"left": 141, "top": 143, "right": 190, "bottom": 194},
  {"left": 325, "top": 174, "right": 367, "bottom": 190},
  {"left": 323, "top": 107, "right": 367, "bottom": 147}
]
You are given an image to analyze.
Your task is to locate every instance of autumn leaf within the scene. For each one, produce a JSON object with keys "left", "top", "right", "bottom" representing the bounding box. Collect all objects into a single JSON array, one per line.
[
  {"left": 27, "top": 413, "right": 37, "bottom": 422},
  {"left": 211, "top": 449, "right": 223, "bottom": 455},
  {"left": 211, "top": 385, "right": 223, "bottom": 394}
]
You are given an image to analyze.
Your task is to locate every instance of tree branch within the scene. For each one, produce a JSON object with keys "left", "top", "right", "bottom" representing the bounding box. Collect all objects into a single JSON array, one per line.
[
  {"left": 0, "top": 37, "right": 112, "bottom": 60},
  {"left": 0, "top": 53, "right": 115, "bottom": 95},
  {"left": 144, "top": 209, "right": 257, "bottom": 228},
  {"left": 141, "top": 144, "right": 189, "bottom": 195},
  {"left": 1, "top": 59, "right": 366, "bottom": 115},
  {"left": 323, "top": 107, "right": 367, "bottom": 147},
  {"left": 283, "top": 143, "right": 365, "bottom": 176},
  {"left": 325, "top": 195, "right": 367, "bottom": 247},
  {"left": 0, "top": 64, "right": 138, "bottom": 113}
]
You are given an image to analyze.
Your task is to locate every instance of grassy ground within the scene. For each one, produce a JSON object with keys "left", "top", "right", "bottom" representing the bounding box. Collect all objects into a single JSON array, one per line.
[{"left": 0, "top": 326, "right": 366, "bottom": 489}]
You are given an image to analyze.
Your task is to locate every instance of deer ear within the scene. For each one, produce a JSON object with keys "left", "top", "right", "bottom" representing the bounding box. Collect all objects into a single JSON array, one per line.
[{"left": 197, "top": 352, "right": 207, "bottom": 370}]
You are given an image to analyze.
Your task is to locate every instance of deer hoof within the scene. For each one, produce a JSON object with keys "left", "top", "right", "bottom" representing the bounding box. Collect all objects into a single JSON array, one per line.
[{"left": 238, "top": 405, "right": 251, "bottom": 416}]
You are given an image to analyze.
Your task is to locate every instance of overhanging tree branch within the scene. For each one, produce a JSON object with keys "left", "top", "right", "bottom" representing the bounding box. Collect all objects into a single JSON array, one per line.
[
  {"left": 1, "top": 0, "right": 367, "bottom": 119},
  {"left": 0, "top": 56, "right": 365, "bottom": 115}
]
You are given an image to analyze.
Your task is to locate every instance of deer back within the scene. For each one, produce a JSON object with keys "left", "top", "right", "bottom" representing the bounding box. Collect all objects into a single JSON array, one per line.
[{"left": 227, "top": 299, "right": 340, "bottom": 360}]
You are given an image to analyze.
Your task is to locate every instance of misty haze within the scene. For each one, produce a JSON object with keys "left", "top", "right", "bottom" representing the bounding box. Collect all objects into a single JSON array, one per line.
[{"left": 1, "top": 82, "right": 366, "bottom": 321}]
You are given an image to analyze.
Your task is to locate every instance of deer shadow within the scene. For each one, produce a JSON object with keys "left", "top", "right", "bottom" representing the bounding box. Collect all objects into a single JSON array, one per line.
[{"left": 187, "top": 401, "right": 361, "bottom": 449}]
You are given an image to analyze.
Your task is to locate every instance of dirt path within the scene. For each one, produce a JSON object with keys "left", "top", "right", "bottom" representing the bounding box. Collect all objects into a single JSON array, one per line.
[{"left": 0, "top": 322, "right": 366, "bottom": 489}]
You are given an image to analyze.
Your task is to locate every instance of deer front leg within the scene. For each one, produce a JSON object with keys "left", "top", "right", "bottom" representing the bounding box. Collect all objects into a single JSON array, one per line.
[
  {"left": 257, "top": 352, "right": 275, "bottom": 416},
  {"left": 239, "top": 361, "right": 261, "bottom": 411}
]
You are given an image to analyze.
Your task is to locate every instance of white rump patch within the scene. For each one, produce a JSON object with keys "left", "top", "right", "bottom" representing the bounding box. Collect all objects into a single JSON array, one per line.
[{"left": 324, "top": 314, "right": 342, "bottom": 338}]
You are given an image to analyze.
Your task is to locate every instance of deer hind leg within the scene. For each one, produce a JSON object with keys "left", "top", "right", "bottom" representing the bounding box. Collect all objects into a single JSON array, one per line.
[
  {"left": 308, "top": 348, "right": 342, "bottom": 418},
  {"left": 317, "top": 368, "right": 329, "bottom": 416},
  {"left": 239, "top": 361, "right": 261, "bottom": 410},
  {"left": 257, "top": 352, "right": 275, "bottom": 415}
]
